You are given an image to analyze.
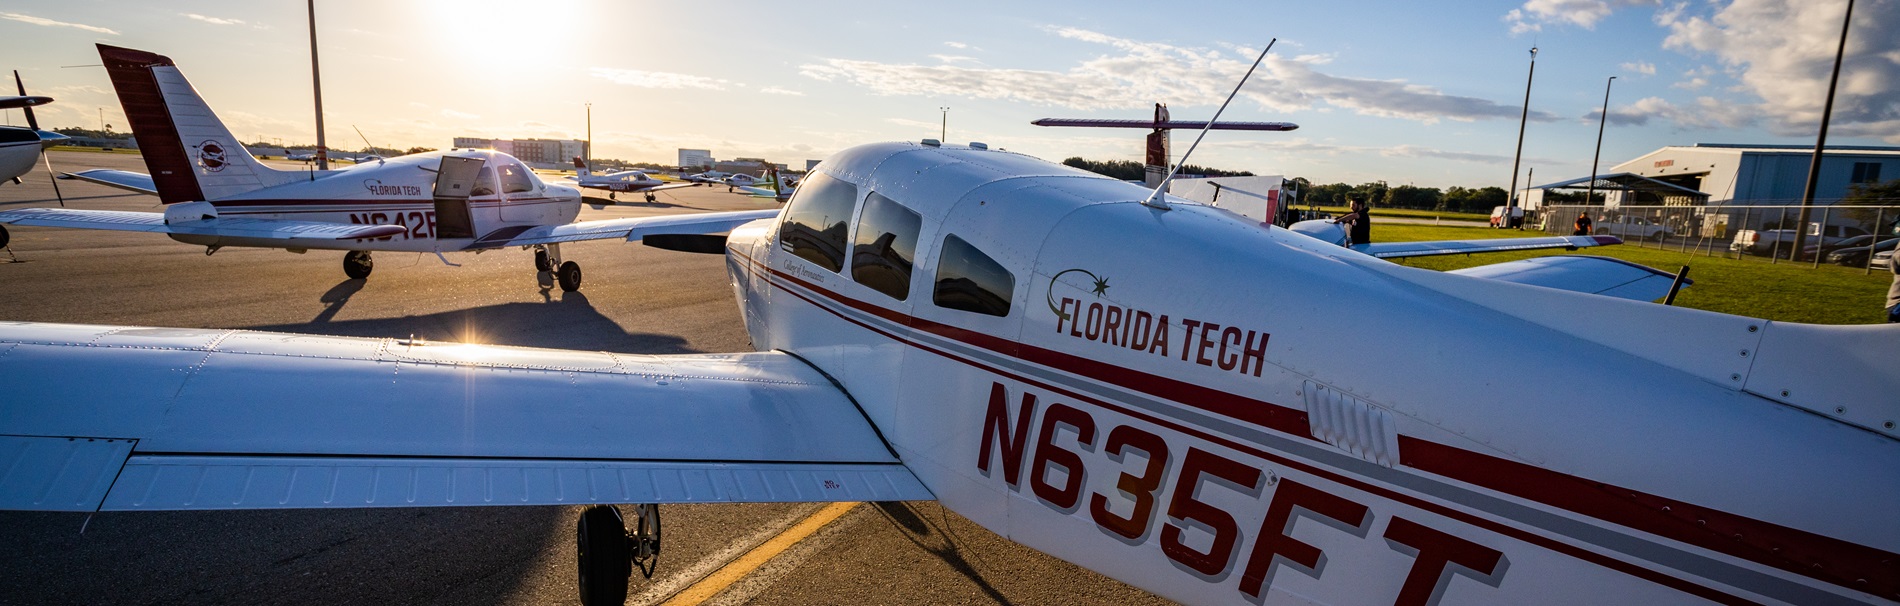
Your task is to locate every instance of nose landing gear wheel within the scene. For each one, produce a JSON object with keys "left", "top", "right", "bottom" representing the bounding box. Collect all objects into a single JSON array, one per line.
[
  {"left": 342, "top": 250, "right": 373, "bottom": 279},
  {"left": 534, "top": 247, "right": 552, "bottom": 272},
  {"left": 557, "top": 261, "right": 583, "bottom": 292}
]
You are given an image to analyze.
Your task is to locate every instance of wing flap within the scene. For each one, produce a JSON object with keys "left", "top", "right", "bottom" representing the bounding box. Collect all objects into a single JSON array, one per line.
[
  {"left": 0, "top": 322, "right": 927, "bottom": 511},
  {"left": 1358, "top": 234, "right": 1622, "bottom": 259},
  {"left": 0, "top": 436, "right": 138, "bottom": 512},
  {"left": 103, "top": 456, "right": 928, "bottom": 511},
  {"left": 1447, "top": 255, "right": 1689, "bottom": 301},
  {"left": 482, "top": 208, "right": 779, "bottom": 247},
  {"left": 60, "top": 169, "right": 157, "bottom": 195},
  {"left": 0, "top": 208, "right": 407, "bottom": 240}
]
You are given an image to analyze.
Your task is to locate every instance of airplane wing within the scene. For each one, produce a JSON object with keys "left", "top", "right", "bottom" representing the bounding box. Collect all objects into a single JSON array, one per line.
[
  {"left": 1355, "top": 234, "right": 1622, "bottom": 259},
  {"left": 476, "top": 209, "right": 780, "bottom": 248},
  {"left": 60, "top": 168, "right": 157, "bottom": 195},
  {"left": 0, "top": 322, "right": 931, "bottom": 512},
  {"left": 731, "top": 185, "right": 780, "bottom": 198},
  {"left": 640, "top": 181, "right": 700, "bottom": 193},
  {"left": 1447, "top": 255, "right": 1690, "bottom": 301},
  {"left": 0, "top": 208, "right": 407, "bottom": 240}
]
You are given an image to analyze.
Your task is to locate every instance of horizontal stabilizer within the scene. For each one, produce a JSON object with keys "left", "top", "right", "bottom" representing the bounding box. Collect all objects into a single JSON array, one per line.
[
  {"left": 60, "top": 168, "right": 157, "bottom": 195},
  {"left": 480, "top": 208, "right": 779, "bottom": 247},
  {"left": 0, "top": 322, "right": 932, "bottom": 512},
  {"left": 0, "top": 207, "right": 406, "bottom": 240},
  {"left": 1357, "top": 234, "right": 1621, "bottom": 259},
  {"left": 1448, "top": 255, "right": 1689, "bottom": 302},
  {"left": 1031, "top": 118, "right": 1298, "bottom": 131}
]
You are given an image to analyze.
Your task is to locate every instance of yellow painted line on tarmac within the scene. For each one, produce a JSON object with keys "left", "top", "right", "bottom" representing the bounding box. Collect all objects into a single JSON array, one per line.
[{"left": 660, "top": 501, "right": 862, "bottom": 606}]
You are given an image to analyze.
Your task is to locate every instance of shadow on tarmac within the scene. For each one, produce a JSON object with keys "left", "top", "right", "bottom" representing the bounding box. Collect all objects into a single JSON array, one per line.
[
  {"left": 874, "top": 501, "right": 1019, "bottom": 606},
  {"left": 263, "top": 288, "right": 698, "bottom": 354}
]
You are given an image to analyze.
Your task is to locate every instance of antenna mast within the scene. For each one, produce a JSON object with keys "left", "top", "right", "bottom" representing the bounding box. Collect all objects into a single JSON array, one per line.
[{"left": 1144, "top": 38, "right": 1276, "bottom": 210}]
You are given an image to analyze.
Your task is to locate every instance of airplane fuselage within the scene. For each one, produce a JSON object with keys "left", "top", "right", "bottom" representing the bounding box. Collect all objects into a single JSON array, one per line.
[
  {"left": 722, "top": 142, "right": 1898, "bottom": 605},
  {"left": 170, "top": 150, "right": 582, "bottom": 253}
]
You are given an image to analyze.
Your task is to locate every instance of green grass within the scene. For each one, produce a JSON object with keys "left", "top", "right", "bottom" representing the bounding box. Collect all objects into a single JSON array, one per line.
[
  {"left": 1313, "top": 205, "right": 1491, "bottom": 222},
  {"left": 1378, "top": 224, "right": 1892, "bottom": 325}
]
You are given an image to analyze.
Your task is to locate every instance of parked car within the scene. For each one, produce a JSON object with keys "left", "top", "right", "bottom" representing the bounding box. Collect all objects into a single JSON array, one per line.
[
  {"left": 1731, "top": 224, "right": 1872, "bottom": 257},
  {"left": 1594, "top": 216, "right": 1673, "bottom": 241},
  {"left": 1872, "top": 250, "right": 1895, "bottom": 271},
  {"left": 1821, "top": 236, "right": 1898, "bottom": 265}
]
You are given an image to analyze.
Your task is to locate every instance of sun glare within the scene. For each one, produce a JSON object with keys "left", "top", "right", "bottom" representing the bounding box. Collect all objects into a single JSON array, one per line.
[{"left": 420, "top": 0, "right": 585, "bottom": 69}]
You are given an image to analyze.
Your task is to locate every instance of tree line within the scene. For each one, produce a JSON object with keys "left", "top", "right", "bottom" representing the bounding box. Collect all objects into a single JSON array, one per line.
[{"left": 1061, "top": 157, "right": 1255, "bottom": 181}]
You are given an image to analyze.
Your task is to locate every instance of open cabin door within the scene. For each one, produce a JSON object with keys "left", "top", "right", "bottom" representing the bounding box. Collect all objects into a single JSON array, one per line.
[{"left": 432, "top": 155, "right": 485, "bottom": 240}]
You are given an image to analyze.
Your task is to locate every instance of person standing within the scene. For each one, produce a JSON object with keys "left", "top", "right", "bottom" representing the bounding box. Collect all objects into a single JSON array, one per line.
[
  {"left": 1574, "top": 211, "right": 1595, "bottom": 236},
  {"left": 1336, "top": 196, "right": 1371, "bottom": 245},
  {"left": 1889, "top": 236, "right": 1900, "bottom": 323}
]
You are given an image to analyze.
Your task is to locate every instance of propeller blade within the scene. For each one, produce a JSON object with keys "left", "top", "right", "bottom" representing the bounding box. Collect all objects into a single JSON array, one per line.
[{"left": 14, "top": 70, "right": 39, "bottom": 131}]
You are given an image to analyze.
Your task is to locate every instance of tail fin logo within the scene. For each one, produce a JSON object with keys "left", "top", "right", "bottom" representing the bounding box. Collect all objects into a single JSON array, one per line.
[{"left": 196, "top": 140, "right": 228, "bottom": 172}]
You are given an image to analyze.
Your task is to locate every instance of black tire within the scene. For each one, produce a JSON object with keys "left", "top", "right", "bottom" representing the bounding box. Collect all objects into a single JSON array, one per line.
[
  {"left": 0, "top": 223, "right": 9, "bottom": 249},
  {"left": 577, "top": 505, "right": 631, "bottom": 606},
  {"left": 1650, "top": 232, "right": 1667, "bottom": 243},
  {"left": 535, "top": 248, "right": 552, "bottom": 272},
  {"left": 558, "top": 261, "right": 583, "bottom": 292},
  {"left": 342, "top": 251, "right": 373, "bottom": 279}
]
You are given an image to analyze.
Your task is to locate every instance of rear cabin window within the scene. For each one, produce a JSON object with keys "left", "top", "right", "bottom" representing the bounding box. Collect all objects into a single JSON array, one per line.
[
  {"left": 851, "top": 192, "right": 923, "bottom": 301},
  {"left": 470, "top": 167, "right": 497, "bottom": 197},
  {"left": 779, "top": 172, "right": 858, "bottom": 272},
  {"left": 934, "top": 234, "right": 1014, "bottom": 317}
]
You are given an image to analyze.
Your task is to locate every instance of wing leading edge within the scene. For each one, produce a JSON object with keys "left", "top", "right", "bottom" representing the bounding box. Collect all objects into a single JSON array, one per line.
[
  {"left": 0, "top": 322, "right": 931, "bottom": 512},
  {"left": 0, "top": 207, "right": 407, "bottom": 240},
  {"left": 1356, "top": 234, "right": 1623, "bottom": 259}
]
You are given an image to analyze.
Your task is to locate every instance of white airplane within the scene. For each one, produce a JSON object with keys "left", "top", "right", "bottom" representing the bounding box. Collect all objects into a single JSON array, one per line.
[
  {"left": 284, "top": 150, "right": 316, "bottom": 162},
  {"left": 683, "top": 170, "right": 730, "bottom": 183},
  {"left": 729, "top": 163, "right": 798, "bottom": 202},
  {"left": 5, "top": 139, "right": 1892, "bottom": 606},
  {"left": 568, "top": 157, "right": 700, "bottom": 202},
  {"left": 0, "top": 45, "right": 776, "bottom": 291},
  {"left": 0, "top": 70, "right": 70, "bottom": 190}
]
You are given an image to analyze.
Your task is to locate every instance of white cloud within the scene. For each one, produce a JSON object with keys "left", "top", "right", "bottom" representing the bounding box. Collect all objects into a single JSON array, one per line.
[
  {"left": 1, "top": 12, "right": 118, "bottom": 35},
  {"left": 929, "top": 54, "right": 981, "bottom": 65},
  {"left": 1505, "top": 0, "right": 1659, "bottom": 34},
  {"left": 759, "top": 87, "right": 805, "bottom": 96},
  {"left": 440, "top": 109, "right": 480, "bottom": 120},
  {"left": 944, "top": 41, "right": 969, "bottom": 49},
  {"left": 1656, "top": 0, "right": 1900, "bottom": 142},
  {"left": 1211, "top": 138, "right": 1542, "bottom": 166},
  {"left": 1621, "top": 61, "right": 1657, "bottom": 75},
  {"left": 800, "top": 27, "right": 1555, "bottom": 124},
  {"left": 182, "top": 13, "right": 244, "bottom": 26},
  {"left": 589, "top": 67, "right": 730, "bottom": 90}
]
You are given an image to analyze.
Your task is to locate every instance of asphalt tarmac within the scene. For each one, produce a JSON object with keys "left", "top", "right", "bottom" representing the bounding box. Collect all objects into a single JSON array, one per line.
[{"left": 0, "top": 151, "right": 1173, "bottom": 606}]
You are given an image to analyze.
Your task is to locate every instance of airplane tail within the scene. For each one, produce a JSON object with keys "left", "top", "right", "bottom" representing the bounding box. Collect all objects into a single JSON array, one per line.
[
  {"left": 98, "top": 44, "right": 298, "bottom": 204},
  {"left": 572, "top": 156, "right": 591, "bottom": 177}
]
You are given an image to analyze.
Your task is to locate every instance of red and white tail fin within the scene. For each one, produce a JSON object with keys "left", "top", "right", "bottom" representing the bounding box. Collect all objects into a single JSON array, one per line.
[
  {"left": 98, "top": 44, "right": 299, "bottom": 204},
  {"left": 572, "top": 156, "right": 591, "bottom": 177}
]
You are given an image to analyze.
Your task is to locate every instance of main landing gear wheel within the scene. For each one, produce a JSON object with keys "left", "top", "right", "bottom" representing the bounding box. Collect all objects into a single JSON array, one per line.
[
  {"left": 575, "top": 504, "right": 662, "bottom": 606},
  {"left": 342, "top": 250, "right": 373, "bottom": 279},
  {"left": 557, "top": 261, "right": 583, "bottom": 292},
  {"left": 644, "top": 192, "right": 657, "bottom": 203},
  {"left": 534, "top": 247, "right": 552, "bottom": 272},
  {"left": 0, "top": 224, "right": 10, "bottom": 249}
]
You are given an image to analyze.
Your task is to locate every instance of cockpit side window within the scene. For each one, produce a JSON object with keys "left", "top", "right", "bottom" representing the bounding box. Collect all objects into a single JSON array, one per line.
[
  {"left": 778, "top": 172, "right": 857, "bottom": 272},
  {"left": 850, "top": 192, "right": 922, "bottom": 301},
  {"left": 499, "top": 161, "right": 536, "bottom": 194},
  {"left": 934, "top": 234, "right": 1014, "bottom": 317},
  {"left": 470, "top": 167, "right": 497, "bottom": 197}
]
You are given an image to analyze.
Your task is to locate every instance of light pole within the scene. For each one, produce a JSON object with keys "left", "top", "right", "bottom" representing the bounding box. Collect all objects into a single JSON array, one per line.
[
  {"left": 1792, "top": 0, "right": 1856, "bottom": 258},
  {"left": 1587, "top": 76, "right": 1616, "bottom": 209},
  {"left": 585, "top": 102, "right": 592, "bottom": 163},
  {"left": 1506, "top": 47, "right": 1538, "bottom": 213},
  {"left": 939, "top": 106, "right": 948, "bottom": 142},
  {"left": 307, "top": 0, "right": 328, "bottom": 170}
]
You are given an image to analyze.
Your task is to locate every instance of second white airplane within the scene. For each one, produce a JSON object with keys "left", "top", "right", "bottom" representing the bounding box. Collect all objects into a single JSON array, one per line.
[{"left": 0, "top": 45, "right": 775, "bottom": 291}]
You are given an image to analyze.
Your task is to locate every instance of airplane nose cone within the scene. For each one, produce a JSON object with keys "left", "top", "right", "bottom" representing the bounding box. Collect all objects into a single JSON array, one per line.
[{"left": 36, "top": 130, "right": 69, "bottom": 149}]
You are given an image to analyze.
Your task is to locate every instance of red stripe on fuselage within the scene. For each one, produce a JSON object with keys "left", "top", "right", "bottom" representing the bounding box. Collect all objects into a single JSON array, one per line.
[{"left": 735, "top": 250, "right": 1892, "bottom": 603}]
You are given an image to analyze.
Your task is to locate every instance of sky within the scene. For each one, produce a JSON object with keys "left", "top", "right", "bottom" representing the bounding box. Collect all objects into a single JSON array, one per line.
[{"left": 1, "top": 0, "right": 1894, "bottom": 189}]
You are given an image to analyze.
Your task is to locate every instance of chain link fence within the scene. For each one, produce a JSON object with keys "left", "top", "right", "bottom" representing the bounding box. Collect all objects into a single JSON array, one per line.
[{"left": 1529, "top": 203, "right": 1900, "bottom": 274}]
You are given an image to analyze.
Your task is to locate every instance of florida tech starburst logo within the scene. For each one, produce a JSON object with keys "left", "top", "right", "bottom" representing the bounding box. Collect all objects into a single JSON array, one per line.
[
  {"left": 1046, "top": 268, "right": 1110, "bottom": 323},
  {"left": 196, "top": 140, "right": 228, "bottom": 172}
]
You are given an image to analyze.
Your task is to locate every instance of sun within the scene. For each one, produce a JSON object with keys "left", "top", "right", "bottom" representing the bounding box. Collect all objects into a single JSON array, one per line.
[{"left": 420, "top": 0, "right": 585, "bottom": 69}]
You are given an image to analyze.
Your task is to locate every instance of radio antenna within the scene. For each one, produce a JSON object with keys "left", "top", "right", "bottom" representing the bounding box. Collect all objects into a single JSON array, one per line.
[
  {"left": 1143, "top": 38, "right": 1276, "bottom": 211},
  {"left": 351, "top": 125, "right": 383, "bottom": 164}
]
